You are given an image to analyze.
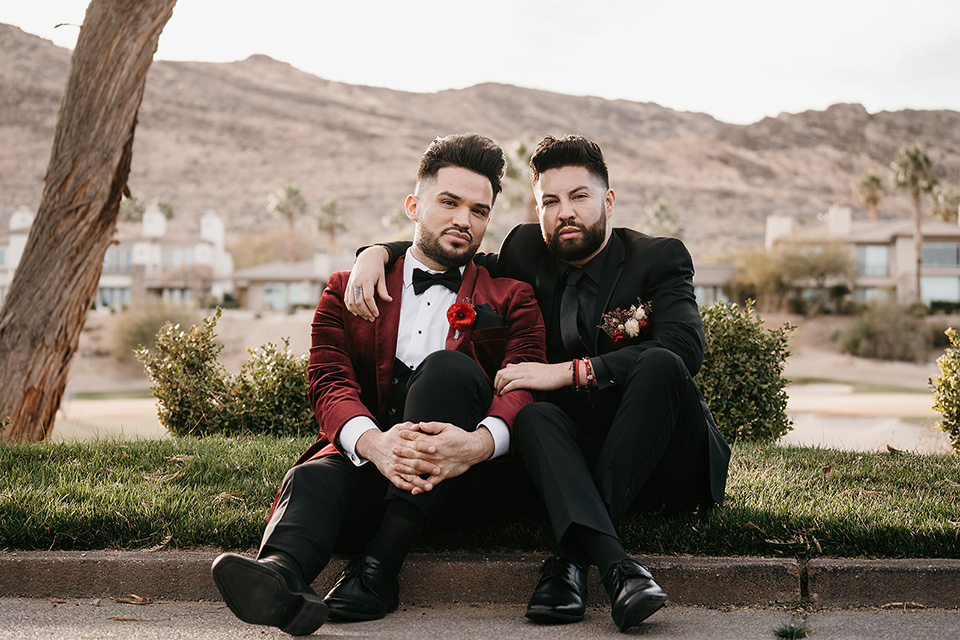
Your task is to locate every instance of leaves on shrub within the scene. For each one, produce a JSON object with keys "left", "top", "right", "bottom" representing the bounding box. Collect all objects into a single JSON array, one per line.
[
  {"left": 136, "top": 308, "right": 315, "bottom": 438},
  {"left": 930, "top": 326, "right": 960, "bottom": 452},
  {"left": 696, "top": 300, "right": 794, "bottom": 443}
]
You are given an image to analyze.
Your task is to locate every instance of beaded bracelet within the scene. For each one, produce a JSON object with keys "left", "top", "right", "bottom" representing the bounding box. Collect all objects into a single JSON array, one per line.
[
  {"left": 583, "top": 357, "right": 595, "bottom": 388},
  {"left": 570, "top": 358, "right": 581, "bottom": 391}
]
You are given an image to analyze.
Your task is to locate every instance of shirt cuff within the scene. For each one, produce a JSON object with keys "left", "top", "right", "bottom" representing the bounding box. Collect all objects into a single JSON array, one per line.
[
  {"left": 479, "top": 416, "right": 510, "bottom": 459},
  {"left": 590, "top": 355, "right": 617, "bottom": 391},
  {"left": 338, "top": 416, "right": 379, "bottom": 466}
]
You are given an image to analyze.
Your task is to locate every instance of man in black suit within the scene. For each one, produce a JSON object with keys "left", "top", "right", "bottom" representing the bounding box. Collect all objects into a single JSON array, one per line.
[{"left": 347, "top": 134, "right": 730, "bottom": 632}]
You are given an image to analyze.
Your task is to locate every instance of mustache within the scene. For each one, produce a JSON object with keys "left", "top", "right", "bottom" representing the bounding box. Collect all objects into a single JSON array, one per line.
[
  {"left": 554, "top": 220, "right": 584, "bottom": 235},
  {"left": 444, "top": 225, "right": 473, "bottom": 242}
]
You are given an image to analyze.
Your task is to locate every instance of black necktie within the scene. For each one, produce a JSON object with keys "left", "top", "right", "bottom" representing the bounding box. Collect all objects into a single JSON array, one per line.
[
  {"left": 412, "top": 268, "right": 462, "bottom": 295},
  {"left": 559, "top": 268, "right": 584, "bottom": 355}
]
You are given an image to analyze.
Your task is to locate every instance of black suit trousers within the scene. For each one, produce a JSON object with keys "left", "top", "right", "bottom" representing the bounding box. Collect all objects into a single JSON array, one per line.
[
  {"left": 258, "top": 350, "right": 495, "bottom": 581},
  {"left": 514, "top": 347, "right": 712, "bottom": 543}
]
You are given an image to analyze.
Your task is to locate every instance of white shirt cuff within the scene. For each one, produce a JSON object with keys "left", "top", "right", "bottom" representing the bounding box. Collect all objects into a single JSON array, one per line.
[
  {"left": 338, "top": 416, "right": 379, "bottom": 466},
  {"left": 479, "top": 416, "right": 510, "bottom": 460}
]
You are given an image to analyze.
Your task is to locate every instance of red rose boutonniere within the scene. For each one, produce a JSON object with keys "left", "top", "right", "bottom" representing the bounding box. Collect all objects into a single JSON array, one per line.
[
  {"left": 600, "top": 298, "right": 652, "bottom": 344},
  {"left": 447, "top": 299, "right": 476, "bottom": 340}
]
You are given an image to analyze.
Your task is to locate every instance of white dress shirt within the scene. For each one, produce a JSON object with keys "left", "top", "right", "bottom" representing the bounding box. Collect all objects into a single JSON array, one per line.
[{"left": 338, "top": 250, "right": 510, "bottom": 465}]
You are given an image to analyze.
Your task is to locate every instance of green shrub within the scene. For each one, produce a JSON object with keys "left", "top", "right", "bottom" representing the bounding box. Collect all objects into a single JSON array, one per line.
[
  {"left": 111, "top": 305, "right": 198, "bottom": 361},
  {"left": 834, "top": 302, "right": 931, "bottom": 362},
  {"left": 136, "top": 309, "right": 314, "bottom": 437},
  {"left": 930, "top": 327, "right": 960, "bottom": 453},
  {"left": 697, "top": 300, "right": 794, "bottom": 443},
  {"left": 231, "top": 340, "right": 315, "bottom": 436}
]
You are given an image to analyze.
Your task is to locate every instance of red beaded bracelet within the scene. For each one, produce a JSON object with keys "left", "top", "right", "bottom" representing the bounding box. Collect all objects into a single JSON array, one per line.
[{"left": 583, "top": 357, "right": 595, "bottom": 388}]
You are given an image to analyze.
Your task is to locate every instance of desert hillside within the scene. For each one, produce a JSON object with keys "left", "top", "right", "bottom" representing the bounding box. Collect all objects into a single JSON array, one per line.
[{"left": 3, "top": 23, "right": 959, "bottom": 261}]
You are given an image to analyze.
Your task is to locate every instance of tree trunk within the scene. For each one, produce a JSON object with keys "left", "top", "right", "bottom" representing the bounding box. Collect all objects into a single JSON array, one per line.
[
  {"left": 868, "top": 202, "right": 878, "bottom": 221},
  {"left": 913, "top": 189, "right": 923, "bottom": 305},
  {"left": 0, "top": 0, "right": 176, "bottom": 442}
]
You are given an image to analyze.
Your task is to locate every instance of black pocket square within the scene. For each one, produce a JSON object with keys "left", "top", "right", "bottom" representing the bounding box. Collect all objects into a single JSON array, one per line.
[{"left": 473, "top": 303, "right": 506, "bottom": 330}]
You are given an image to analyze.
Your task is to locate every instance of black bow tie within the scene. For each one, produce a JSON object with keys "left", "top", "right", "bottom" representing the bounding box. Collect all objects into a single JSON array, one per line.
[{"left": 412, "top": 268, "right": 462, "bottom": 295}]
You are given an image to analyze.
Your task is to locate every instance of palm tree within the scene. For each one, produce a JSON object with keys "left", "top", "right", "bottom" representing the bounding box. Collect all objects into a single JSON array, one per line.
[
  {"left": 317, "top": 199, "right": 348, "bottom": 255},
  {"left": 891, "top": 144, "right": 938, "bottom": 304},
  {"left": 267, "top": 185, "right": 308, "bottom": 262},
  {"left": 931, "top": 186, "right": 960, "bottom": 223},
  {"left": 856, "top": 171, "right": 886, "bottom": 221}
]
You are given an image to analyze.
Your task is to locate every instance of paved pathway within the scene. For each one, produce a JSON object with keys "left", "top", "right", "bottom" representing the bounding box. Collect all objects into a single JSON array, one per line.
[{"left": 3, "top": 599, "right": 959, "bottom": 640}]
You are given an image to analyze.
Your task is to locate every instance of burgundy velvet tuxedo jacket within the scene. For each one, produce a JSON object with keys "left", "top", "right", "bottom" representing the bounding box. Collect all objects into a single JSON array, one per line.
[{"left": 295, "top": 255, "right": 546, "bottom": 464}]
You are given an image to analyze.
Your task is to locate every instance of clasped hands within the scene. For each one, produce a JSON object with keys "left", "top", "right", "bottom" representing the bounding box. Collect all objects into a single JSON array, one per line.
[{"left": 356, "top": 421, "right": 494, "bottom": 495}]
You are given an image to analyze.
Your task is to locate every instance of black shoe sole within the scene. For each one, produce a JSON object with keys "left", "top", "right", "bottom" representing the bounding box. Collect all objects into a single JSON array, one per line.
[
  {"left": 325, "top": 598, "right": 398, "bottom": 622},
  {"left": 525, "top": 607, "right": 585, "bottom": 624},
  {"left": 615, "top": 593, "right": 668, "bottom": 632},
  {"left": 212, "top": 553, "right": 328, "bottom": 635}
]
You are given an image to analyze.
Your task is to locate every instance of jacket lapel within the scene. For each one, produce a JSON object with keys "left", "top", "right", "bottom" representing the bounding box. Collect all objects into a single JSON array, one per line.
[
  {"left": 375, "top": 256, "right": 405, "bottom": 412},
  {"left": 588, "top": 233, "right": 626, "bottom": 352},
  {"left": 444, "top": 262, "right": 478, "bottom": 350}
]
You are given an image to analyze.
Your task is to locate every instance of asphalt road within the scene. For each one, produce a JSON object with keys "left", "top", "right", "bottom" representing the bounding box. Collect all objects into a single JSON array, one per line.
[{"left": 2, "top": 598, "right": 959, "bottom": 640}]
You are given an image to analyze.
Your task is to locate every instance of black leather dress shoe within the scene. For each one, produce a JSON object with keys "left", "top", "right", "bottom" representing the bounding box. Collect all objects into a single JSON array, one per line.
[
  {"left": 525, "top": 555, "right": 588, "bottom": 624},
  {"left": 602, "top": 558, "right": 668, "bottom": 632},
  {"left": 211, "top": 552, "right": 328, "bottom": 636},
  {"left": 323, "top": 555, "right": 399, "bottom": 621}
]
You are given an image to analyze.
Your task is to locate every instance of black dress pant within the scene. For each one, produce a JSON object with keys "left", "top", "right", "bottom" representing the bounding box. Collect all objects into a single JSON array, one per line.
[
  {"left": 513, "top": 347, "right": 713, "bottom": 543},
  {"left": 258, "top": 350, "right": 495, "bottom": 581}
]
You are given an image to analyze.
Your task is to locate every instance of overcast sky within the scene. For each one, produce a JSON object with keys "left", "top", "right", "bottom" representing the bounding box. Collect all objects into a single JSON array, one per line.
[{"left": 5, "top": 0, "right": 960, "bottom": 124}]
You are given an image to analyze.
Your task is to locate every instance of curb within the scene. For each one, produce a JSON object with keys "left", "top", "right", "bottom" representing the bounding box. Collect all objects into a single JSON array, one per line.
[
  {"left": 1, "top": 551, "right": 957, "bottom": 608},
  {"left": 807, "top": 558, "right": 960, "bottom": 607}
]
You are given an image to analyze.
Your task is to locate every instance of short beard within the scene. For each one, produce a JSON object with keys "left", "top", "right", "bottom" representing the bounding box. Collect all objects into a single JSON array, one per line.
[
  {"left": 543, "top": 207, "right": 607, "bottom": 262},
  {"left": 416, "top": 226, "right": 480, "bottom": 269}
]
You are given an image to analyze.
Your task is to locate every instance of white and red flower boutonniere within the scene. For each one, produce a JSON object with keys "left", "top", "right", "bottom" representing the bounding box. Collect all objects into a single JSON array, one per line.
[
  {"left": 447, "top": 298, "right": 476, "bottom": 340},
  {"left": 600, "top": 298, "right": 652, "bottom": 344}
]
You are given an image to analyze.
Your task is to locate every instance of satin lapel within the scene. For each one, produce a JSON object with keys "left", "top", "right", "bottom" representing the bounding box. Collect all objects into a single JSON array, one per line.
[
  {"left": 376, "top": 256, "right": 405, "bottom": 412},
  {"left": 589, "top": 233, "right": 626, "bottom": 352},
  {"left": 536, "top": 253, "right": 563, "bottom": 325},
  {"left": 445, "top": 262, "right": 478, "bottom": 350}
]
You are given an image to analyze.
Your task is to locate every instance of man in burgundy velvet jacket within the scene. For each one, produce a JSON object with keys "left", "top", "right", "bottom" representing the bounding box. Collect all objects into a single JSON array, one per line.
[{"left": 211, "top": 134, "right": 545, "bottom": 636}]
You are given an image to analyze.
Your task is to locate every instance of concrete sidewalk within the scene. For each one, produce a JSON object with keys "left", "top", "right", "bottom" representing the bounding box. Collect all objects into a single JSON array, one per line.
[
  {"left": 4, "top": 599, "right": 959, "bottom": 640},
  {"left": 2, "top": 551, "right": 958, "bottom": 609}
]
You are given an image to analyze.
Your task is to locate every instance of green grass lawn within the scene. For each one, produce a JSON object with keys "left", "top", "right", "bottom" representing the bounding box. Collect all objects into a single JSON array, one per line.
[{"left": 1, "top": 437, "right": 957, "bottom": 558}]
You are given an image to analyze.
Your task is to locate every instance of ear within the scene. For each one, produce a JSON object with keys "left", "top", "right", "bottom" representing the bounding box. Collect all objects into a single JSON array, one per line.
[
  {"left": 604, "top": 188, "right": 616, "bottom": 220},
  {"left": 404, "top": 194, "right": 418, "bottom": 222}
]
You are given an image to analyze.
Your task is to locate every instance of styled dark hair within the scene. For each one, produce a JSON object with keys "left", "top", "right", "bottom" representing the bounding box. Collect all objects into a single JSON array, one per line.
[
  {"left": 418, "top": 133, "right": 505, "bottom": 203},
  {"left": 529, "top": 135, "right": 609, "bottom": 190}
]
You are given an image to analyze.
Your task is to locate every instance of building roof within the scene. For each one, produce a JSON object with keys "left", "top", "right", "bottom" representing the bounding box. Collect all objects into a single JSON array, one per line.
[
  {"left": 845, "top": 219, "right": 960, "bottom": 243},
  {"left": 232, "top": 260, "right": 321, "bottom": 282}
]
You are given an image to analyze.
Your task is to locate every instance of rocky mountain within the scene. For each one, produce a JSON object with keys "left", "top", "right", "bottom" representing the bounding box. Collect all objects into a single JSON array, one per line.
[{"left": 3, "top": 22, "right": 959, "bottom": 262}]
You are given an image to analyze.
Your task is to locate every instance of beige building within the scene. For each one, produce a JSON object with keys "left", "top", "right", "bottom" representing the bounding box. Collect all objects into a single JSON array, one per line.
[
  {"left": 766, "top": 206, "right": 960, "bottom": 306},
  {"left": 1, "top": 205, "right": 234, "bottom": 310}
]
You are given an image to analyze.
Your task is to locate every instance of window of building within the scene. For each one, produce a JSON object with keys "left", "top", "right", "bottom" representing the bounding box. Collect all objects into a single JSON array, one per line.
[
  {"left": 922, "top": 242, "right": 960, "bottom": 267},
  {"left": 855, "top": 287, "right": 890, "bottom": 304},
  {"left": 288, "top": 282, "right": 305, "bottom": 306},
  {"left": 0, "top": 248, "right": 5, "bottom": 267},
  {"left": 856, "top": 245, "right": 889, "bottom": 276},
  {"left": 264, "top": 282, "right": 287, "bottom": 311},
  {"left": 921, "top": 276, "right": 960, "bottom": 305}
]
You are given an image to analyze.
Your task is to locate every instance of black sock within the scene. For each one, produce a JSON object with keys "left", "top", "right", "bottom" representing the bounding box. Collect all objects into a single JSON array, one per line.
[
  {"left": 363, "top": 500, "right": 426, "bottom": 577},
  {"left": 562, "top": 524, "right": 628, "bottom": 578}
]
